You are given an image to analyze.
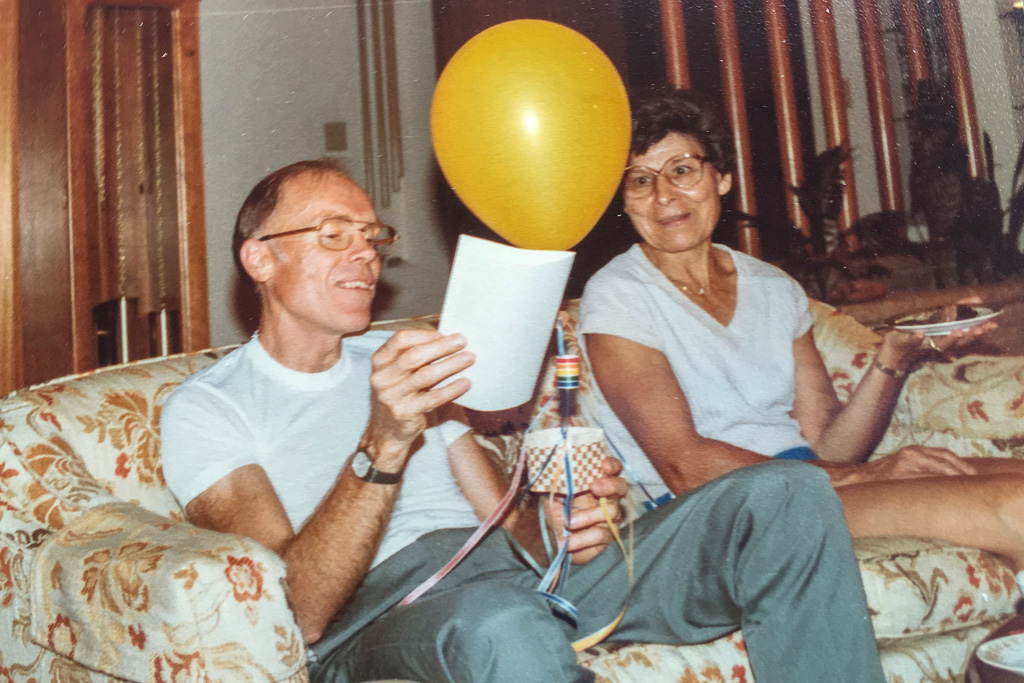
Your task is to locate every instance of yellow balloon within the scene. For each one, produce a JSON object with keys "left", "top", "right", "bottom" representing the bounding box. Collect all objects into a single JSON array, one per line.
[{"left": 431, "top": 20, "right": 631, "bottom": 251}]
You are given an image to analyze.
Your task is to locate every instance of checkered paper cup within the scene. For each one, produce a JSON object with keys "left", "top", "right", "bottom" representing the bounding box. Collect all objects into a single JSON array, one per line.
[{"left": 523, "top": 427, "right": 609, "bottom": 495}]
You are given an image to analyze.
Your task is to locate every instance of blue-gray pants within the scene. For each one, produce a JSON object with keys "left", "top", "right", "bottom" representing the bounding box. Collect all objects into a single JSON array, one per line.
[{"left": 308, "top": 461, "right": 884, "bottom": 683}]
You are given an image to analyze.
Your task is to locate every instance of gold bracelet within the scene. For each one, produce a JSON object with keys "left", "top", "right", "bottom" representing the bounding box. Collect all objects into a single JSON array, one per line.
[{"left": 871, "top": 356, "right": 907, "bottom": 380}]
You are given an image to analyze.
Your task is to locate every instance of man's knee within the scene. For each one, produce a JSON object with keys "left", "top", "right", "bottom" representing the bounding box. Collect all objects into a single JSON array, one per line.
[
  {"left": 705, "top": 461, "right": 844, "bottom": 537},
  {"left": 705, "top": 458, "right": 828, "bottom": 501},
  {"left": 725, "top": 459, "right": 827, "bottom": 486},
  {"left": 438, "top": 583, "right": 576, "bottom": 671}
]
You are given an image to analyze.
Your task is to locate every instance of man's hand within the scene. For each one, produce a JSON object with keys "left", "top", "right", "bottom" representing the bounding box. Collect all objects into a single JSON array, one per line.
[
  {"left": 544, "top": 457, "right": 629, "bottom": 565},
  {"left": 361, "top": 330, "right": 475, "bottom": 470},
  {"left": 860, "top": 445, "right": 976, "bottom": 483}
]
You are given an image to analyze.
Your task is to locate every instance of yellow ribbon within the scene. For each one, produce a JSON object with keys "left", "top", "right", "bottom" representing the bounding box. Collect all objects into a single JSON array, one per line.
[{"left": 571, "top": 497, "right": 634, "bottom": 652}]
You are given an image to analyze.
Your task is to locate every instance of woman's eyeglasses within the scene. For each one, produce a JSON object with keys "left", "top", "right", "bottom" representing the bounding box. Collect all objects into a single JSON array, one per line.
[{"left": 623, "top": 154, "right": 709, "bottom": 198}]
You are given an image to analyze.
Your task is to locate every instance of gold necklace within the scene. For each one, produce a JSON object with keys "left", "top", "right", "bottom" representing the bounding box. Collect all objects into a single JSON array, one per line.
[
  {"left": 677, "top": 282, "right": 706, "bottom": 296},
  {"left": 668, "top": 277, "right": 708, "bottom": 296}
]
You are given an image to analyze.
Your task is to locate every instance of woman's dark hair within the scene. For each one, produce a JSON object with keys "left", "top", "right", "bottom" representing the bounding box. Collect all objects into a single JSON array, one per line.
[{"left": 630, "top": 87, "right": 735, "bottom": 175}]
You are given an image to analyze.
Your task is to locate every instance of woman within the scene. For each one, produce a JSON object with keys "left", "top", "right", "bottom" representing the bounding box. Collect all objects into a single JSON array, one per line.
[{"left": 580, "top": 87, "right": 1024, "bottom": 577}]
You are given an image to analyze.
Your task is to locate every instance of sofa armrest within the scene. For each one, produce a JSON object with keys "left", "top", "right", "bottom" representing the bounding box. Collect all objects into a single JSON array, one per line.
[
  {"left": 29, "top": 501, "right": 306, "bottom": 681},
  {"left": 810, "top": 300, "right": 1024, "bottom": 459},
  {"left": 876, "top": 354, "right": 1024, "bottom": 459}
]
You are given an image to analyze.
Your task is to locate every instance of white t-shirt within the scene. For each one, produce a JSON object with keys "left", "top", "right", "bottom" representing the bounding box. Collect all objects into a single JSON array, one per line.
[
  {"left": 579, "top": 244, "right": 813, "bottom": 501},
  {"left": 161, "top": 333, "right": 478, "bottom": 567}
]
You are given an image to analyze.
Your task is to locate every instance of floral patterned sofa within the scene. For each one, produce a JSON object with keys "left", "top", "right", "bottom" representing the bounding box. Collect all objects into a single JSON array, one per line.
[{"left": 0, "top": 300, "right": 1021, "bottom": 682}]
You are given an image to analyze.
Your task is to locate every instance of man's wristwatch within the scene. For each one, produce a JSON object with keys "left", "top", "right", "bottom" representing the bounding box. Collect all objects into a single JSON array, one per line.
[{"left": 350, "top": 448, "right": 403, "bottom": 485}]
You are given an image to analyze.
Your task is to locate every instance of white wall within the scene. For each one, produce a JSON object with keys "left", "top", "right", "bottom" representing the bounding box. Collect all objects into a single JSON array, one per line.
[
  {"left": 199, "top": 0, "right": 448, "bottom": 345},
  {"left": 961, "top": 0, "right": 1024, "bottom": 206}
]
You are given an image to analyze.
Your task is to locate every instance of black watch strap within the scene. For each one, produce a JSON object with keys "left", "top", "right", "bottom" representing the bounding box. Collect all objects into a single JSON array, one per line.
[
  {"left": 351, "top": 449, "right": 403, "bottom": 485},
  {"left": 363, "top": 465, "right": 402, "bottom": 485}
]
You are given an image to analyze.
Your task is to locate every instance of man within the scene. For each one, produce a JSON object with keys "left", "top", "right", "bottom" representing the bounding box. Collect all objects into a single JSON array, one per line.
[{"left": 161, "top": 159, "right": 885, "bottom": 682}]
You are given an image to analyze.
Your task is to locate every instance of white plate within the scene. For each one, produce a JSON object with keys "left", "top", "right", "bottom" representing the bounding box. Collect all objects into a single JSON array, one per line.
[
  {"left": 893, "top": 307, "right": 1002, "bottom": 336},
  {"left": 977, "top": 632, "right": 1024, "bottom": 674}
]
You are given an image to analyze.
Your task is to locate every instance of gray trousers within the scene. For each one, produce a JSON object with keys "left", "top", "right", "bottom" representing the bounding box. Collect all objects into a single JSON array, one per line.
[{"left": 308, "top": 461, "right": 885, "bottom": 683}]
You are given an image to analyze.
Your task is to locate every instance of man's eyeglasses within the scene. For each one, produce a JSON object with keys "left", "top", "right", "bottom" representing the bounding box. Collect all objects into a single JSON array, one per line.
[
  {"left": 258, "top": 217, "right": 399, "bottom": 256},
  {"left": 623, "top": 154, "right": 709, "bottom": 198}
]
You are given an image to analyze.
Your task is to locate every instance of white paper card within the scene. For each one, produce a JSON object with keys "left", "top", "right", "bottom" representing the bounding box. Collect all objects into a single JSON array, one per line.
[{"left": 438, "top": 235, "right": 575, "bottom": 411}]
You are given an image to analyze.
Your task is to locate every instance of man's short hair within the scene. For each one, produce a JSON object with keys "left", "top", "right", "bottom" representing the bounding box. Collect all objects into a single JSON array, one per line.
[{"left": 232, "top": 158, "right": 351, "bottom": 280}]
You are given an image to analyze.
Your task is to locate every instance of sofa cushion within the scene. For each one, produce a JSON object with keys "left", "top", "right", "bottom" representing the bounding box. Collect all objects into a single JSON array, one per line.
[
  {"left": 878, "top": 356, "right": 1024, "bottom": 459},
  {"left": 855, "top": 536, "right": 1018, "bottom": 639},
  {"left": 579, "top": 621, "right": 1001, "bottom": 683},
  {"left": 580, "top": 631, "right": 751, "bottom": 683},
  {"left": 808, "top": 301, "right": 880, "bottom": 404},
  {"left": 808, "top": 301, "right": 1024, "bottom": 461}
]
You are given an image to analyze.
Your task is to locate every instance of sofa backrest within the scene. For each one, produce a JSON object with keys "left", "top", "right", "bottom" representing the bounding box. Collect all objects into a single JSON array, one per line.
[
  {"left": 0, "top": 298, "right": 881, "bottom": 539},
  {"left": 0, "top": 313, "right": 446, "bottom": 536},
  {"left": 0, "top": 349, "right": 234, "bottom": 531}
]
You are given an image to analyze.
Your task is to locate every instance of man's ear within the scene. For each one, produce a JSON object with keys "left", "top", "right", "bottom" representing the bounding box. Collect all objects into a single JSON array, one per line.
[{"left": 239, "top": 239, "right": 275, "bottom": 284}]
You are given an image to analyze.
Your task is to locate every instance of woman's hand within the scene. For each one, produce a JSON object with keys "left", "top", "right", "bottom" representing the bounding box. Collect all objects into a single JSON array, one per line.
[
  {"left": 877, "top": 297, "right": 997, "bottom": 371},
  {"left": 857, "top": 445, "right": 977, "bottom": 483}
]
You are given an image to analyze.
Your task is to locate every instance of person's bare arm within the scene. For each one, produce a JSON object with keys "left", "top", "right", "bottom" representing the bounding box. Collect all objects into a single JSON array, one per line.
[
  {"left": 185, "top": 329, "right": 474, "bottom": 643},
  {"left": 446, "top": 429, "right": 510, "bottom": 523},
  {"left": 586, "top": 333, "right": 769, "bottom": 493},
  {"left": 791, "top": 329, "right": 977, "bottom": 483},
  {"left": 791, "top": 330, "right": 897, "bottom": 462},
  {"left": 588, "top": 322, "right": 986, "bottom": 494},
  {"left": 797, "top": 298, "right": 995, "bottom": 464}
]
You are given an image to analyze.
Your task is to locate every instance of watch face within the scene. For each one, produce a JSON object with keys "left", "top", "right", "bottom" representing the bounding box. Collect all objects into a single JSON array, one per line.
[{"left": 351, "top": 450, "right": 371, "bottom": 478}]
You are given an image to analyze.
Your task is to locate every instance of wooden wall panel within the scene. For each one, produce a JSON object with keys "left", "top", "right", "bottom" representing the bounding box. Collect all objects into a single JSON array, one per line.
[
  {"left": 938, "top": 0, "right": 984, "bottom": 179},
  {"left": 432, "top": 0, "right": 627, "bottom": 78},
  {"left": 855, "top": 0, "right": 904, "bottom": 212},
  {"left": 659, "top": 0, "right": 690, "bottom": 88},
  {"left": 897, "top": 0, "right": 928, "bottom": 101},
  {"left": 764, "top": 0, "right": 808, "bottom": 236},
  {"left": 714, "top": 0, "right": 760, "bottom": 257},
  {"left": 18, "top": 0, "right": 77, "bottom": 386},
  {"left": 809, "top": 0, "right": 860, "bottom": 245},
  {"left": 0, "top": 0, "right": 19, "bottom": 395},
  {"left": 171, "top": 0, "right": 209, "bottom": 352},
  {"left": 5, "top": 0, "right": 208, "bottom": 390}
]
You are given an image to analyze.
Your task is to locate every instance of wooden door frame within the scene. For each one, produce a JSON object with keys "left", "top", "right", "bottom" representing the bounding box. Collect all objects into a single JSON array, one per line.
[
  {"left": 63, "top": 0, "right": 208, "bottom": 372},
  {"left": 0, "top": 0, "right": 20, "bottom": 395}
]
